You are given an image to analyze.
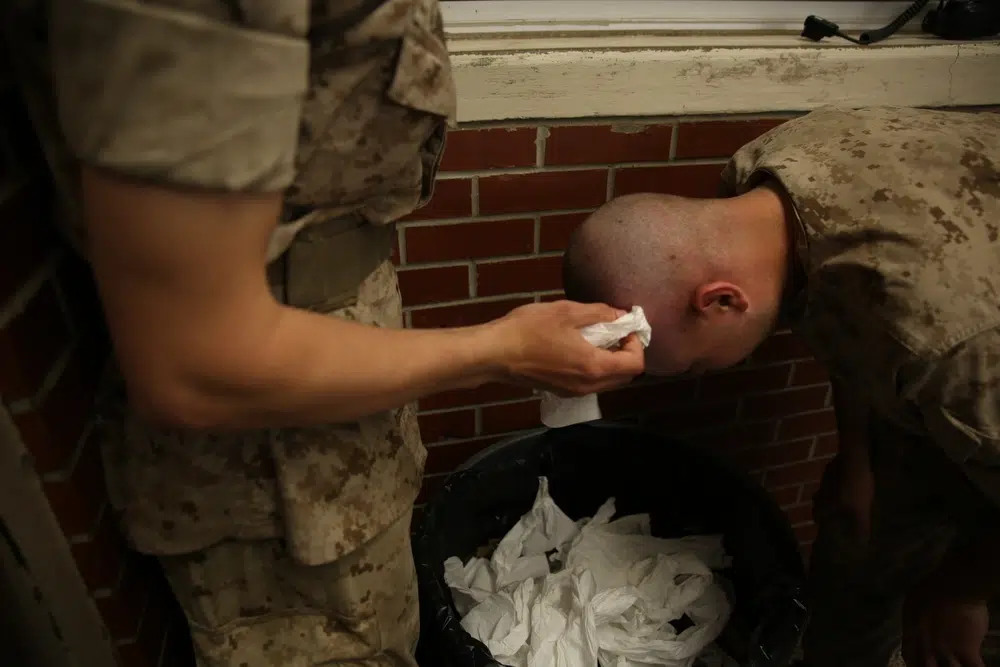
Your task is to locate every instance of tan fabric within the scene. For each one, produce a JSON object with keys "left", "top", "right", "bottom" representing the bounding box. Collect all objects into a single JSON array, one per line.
[
  {"left": 9, "top": 0, "right": 451, "bottom": 663},
  {"left": 100, "top": 260, "right": 428, "bottom": 564},
  {"left": 804, "top": 421, "right": 1000, "bottom": 667},
  {"left": 160, "top": 509, "right": 419, "bottom": 667},
  {"left": 721, "top": 106, "right": 1000, "bottom": 506}
]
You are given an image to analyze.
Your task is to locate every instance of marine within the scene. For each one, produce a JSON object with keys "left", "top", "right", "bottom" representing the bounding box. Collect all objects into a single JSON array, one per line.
[
  {"left": 2, "top": 1, "right": 645, "bottom": 665},
  {"left": 562, "top": 106, "right": 1000, "bottom": 666}
]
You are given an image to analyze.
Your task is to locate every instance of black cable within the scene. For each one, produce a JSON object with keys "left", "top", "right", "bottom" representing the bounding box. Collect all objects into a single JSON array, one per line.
[{"left": 802, "top": 0, "right": 932, "bottom": 45}]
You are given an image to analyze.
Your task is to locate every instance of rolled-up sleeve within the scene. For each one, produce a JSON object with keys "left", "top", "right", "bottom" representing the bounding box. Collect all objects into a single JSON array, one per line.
[{"left": 49, "top": 0, "right": 309, "bottom": 192}]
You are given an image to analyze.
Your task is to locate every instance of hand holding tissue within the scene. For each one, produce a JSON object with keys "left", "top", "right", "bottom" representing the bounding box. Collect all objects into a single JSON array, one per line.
[{"left": 540, "top": 306, "right": 652, "bottom": 428}]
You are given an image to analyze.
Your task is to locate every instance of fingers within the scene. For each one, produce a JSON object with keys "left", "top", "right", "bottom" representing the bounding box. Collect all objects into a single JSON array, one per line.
[{"left": 560, "top": 300, "right": 628, "bottom": 327}]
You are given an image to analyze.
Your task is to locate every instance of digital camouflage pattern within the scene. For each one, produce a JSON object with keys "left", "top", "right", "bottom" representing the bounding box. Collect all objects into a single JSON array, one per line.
[
  {"left": 160, "top": 509, "right": 419, "bottom": 667},
  {"left": 6, "top": 0, "right": 453, "bottom": 664},
  {"left": 723, "top": 106, "right": 1000, "bottom": 477},
  {"left": 723, "top": 106, "right": 1000, "bottom": 666}
]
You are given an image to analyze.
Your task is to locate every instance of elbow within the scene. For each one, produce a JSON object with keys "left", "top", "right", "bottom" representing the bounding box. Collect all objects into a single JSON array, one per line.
[{"left": 127, "top": 374, "right": 239, "bottom": 431}]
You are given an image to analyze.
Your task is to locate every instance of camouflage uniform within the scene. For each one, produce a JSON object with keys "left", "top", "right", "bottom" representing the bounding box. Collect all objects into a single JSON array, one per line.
[
  {"left": 5, "top": 0, "right": 455, "bottom": 664},
  {"left": 722, "top": 106, "right": 1000, "bottom": 667}
]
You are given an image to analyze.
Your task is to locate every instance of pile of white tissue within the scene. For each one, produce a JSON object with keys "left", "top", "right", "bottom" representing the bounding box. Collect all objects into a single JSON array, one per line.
[{"left": 443, "top": 477, "right": 736, "bottom": 667}]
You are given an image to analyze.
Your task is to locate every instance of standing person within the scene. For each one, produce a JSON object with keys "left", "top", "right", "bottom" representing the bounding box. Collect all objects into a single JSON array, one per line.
[
  {"left": 561, "top": 106, "right": 1000, "bottom": 667},
  {"left": 3, "top": 1, "right": 645, "bottom": 666}
]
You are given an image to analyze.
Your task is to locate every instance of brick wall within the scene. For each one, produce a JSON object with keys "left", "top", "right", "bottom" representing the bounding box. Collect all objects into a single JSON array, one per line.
[
  {"left": 400, "top": 114, "right": 837, "bottom": 557},
  {"left": 0, "top": 82, "right": 191, "bottom": 667}
]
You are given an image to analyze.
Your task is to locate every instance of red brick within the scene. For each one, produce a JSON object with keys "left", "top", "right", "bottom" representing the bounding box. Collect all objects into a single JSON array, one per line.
[
  {"left": 539, "top": 212, "right": 590, "bottom": 252},
  {"left": 794, "top": 522, "right": 818, "bottom": 544},
  {"left": 600, "top": 378, "right": 701, "bottom": 420},
  {"left": 425, "top": 436, "right": 505, "bottom": 475},
  {"left": 0, "top": 281, "right": 71, "bottom": 400},
  {"left": 728, "top": 438, "right": 814, "bottom": 474},
  {"left": 416, "top": 473, "right": 448, "bottom": 504},
  {"left": 0, "top": 178, "right": 54, "bottom": 302},
  {"left": 690, "top": 420, "right": 778, "bottom": 451},
  {"left": 409, "top": 297, "right": 533, "bottom": 329},
  {"left": 71, "top": 510, "right": 127, "bottom": 591},
  {"left": 14, "top": 353, "right": 99, "bottom": 474},
  {"left": 405, "top": 218, "right": 535, "bottom": 264},
  {"left": 700, "top": 365, "right": 791, "bottom": 399},
  {"left": 814, "top": 433, "right": 839, "bottom": 457},
  {"left": 800, "top": 481, "right": 821, "bottom": 503},
  {"left": 675, "top": 118, "right": 789, "bottom": 159},
  {"left": 43, "top": 433, "right": 106, "bottom": 537},
  {"left": 545, "top": 124, "right": 674, "bottom": 165},
  {"left": 391, "top": 233, "right": 401, "bottom": 265},
  {"left": 790, "top": 360, "right": 830, "bottom": 386},
  {"left": 765, "top": 458, "right": 832, "bottom": 488},
  {"left": 441, "top": 128, "right": 537, "bottom": 171},
  {"left": 777, "top": 409, "right": 837, "bottom": 440},
  {"left": 479, "top": 170, "right": 607, "bottom": 215},
  {"left": 768, "top": 485, "right": 802, "bottom": 508},
  {"left": 418, "top": 409, "right": 476, "bottom": 444},
  {"left": 784, "top": 503, "right": 813, "bottom": 526},
  {"left": 614, "top": 163, "right": 725, "bottom": 198},
  {"left": 421, "top": 382, "right": 533, "bottom": 411},
  {"left": 397, "top": 265, "right": 469, "bottom": 307},
  {"left": 800, "top": 541, "right": 813, "bottom": 563},
  {"left": 750, "top": 331, "right": 814, "bottom": 364},
  {"left": 477, "top": 256, "right": 563, "bottom": 297},
  {"left": 643, "top": 400, "right": 741, "bottom": 435},
  {"left": 742, "top": 386, "right": 829, "bottom": 422},
  {"left": 481, "top": 399, "right": 542, "bottom": 435},
  {"left": 402, "top": 178, "right": 472, "bottom": 221}
]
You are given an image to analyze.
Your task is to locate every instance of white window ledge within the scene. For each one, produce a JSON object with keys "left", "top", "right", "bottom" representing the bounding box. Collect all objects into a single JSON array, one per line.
[{"left": 441, "top": 2, "right": 1000, "bottom": 123}]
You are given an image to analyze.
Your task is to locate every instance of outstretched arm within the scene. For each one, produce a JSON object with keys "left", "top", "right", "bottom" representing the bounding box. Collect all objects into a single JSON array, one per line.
[
  {"left": 84, "top": 169, "right": 643, "bottom": 429},
  {"left": 53, "top": 0, "right": 643, "bottom": 430}
]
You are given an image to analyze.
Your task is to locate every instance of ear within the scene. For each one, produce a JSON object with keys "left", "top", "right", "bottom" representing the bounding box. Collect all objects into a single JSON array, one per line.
[{"left": 691, "top": 281, "right": 749, "bottom": 315}]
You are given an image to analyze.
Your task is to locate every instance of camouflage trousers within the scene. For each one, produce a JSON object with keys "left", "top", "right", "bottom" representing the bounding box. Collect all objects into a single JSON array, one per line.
[
  {"left": 159, "top": 509, "right": 419, "bottom": 667},
  {"left": 803, "top": 421, "right": 1000, "bottom": 667}
]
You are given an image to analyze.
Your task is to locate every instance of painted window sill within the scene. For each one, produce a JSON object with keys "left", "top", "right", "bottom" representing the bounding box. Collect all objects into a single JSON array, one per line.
[{"left": 445, "top": 34, "right": 1000, "bottom": 122}]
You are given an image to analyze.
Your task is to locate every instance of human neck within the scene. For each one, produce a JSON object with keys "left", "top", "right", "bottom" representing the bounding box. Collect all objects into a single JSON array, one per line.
[{"left": 721, "top": 185, "right": 792, "bottom": 310}]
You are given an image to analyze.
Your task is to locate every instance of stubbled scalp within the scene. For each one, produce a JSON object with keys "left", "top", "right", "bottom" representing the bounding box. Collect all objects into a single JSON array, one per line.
[{"left": 563, "top": 193, "right": 721, "bottom": 313}]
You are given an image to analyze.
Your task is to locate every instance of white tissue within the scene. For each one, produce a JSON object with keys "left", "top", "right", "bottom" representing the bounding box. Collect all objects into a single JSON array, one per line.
[
  {"left": 443, "top": 477, "right": 734, "bottom": 667},
  {"left": 540, "top": 306, "right": 652, "bottom": 428}
]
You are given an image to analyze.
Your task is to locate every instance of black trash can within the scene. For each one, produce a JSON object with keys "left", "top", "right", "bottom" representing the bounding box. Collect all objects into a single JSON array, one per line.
[{"left": 413, "top": 421, "right": 808, "bottom": 667}]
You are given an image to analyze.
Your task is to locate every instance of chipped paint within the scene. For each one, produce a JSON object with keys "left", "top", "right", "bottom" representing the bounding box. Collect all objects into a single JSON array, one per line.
[{"left": 448, "top": 38, "right": 1000, "bottom": 123}]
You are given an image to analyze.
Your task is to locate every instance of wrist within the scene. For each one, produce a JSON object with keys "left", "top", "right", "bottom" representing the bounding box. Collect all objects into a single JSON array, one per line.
[{"left": 459, "top": 321, "right": 519, "bottom": 386}]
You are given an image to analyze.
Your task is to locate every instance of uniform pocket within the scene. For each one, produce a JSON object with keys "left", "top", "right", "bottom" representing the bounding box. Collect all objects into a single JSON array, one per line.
[{"left": 288, "top": 9, "right": 456, "bottom": 225}]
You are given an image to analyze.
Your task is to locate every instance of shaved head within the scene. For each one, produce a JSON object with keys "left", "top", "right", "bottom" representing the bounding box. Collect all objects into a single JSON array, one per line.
[
  {"left": 562, "top": 189, "right": 790, "bottom": 375},
  {"left": 563, "top": 193, "right": 722, "bottom": 313}
]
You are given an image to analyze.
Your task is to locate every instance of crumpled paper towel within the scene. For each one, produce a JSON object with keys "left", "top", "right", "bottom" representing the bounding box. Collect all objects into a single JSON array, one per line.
[
  {"left": 444, "top": 477, "right": 735, "bottom": 667},
  {"left": 540, "top": 306, "right": 652, "bottom": 428}
]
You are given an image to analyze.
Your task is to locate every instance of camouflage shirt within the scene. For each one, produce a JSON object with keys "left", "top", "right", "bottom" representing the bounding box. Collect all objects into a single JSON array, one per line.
[
  {"left": 722, "top": 106, "right": 1000, "bottom": 505},
  {"left": 7, "top": 0, "right": 455, "bottom": 564}
]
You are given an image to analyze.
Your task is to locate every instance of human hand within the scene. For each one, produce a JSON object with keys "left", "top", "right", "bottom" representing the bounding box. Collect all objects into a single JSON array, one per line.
[
  {"left": 812, "top": 451, "right": 875, "bottom": 542},
  {"left": 903, "top": 574, "right": 989, "bottom": 667},
  {"left": 486, "top": 300, "right": 645, "bottom": 396}
]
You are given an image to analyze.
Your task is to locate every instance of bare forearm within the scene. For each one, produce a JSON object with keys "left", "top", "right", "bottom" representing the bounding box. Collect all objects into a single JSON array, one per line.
[{"left": 168, "top": 306, "right": 506, "bottom": 429}]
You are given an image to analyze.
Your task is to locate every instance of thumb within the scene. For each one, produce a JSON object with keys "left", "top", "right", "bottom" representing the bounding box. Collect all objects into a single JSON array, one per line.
[{"left": 561, "top": 301, "right": 627, "bottom": 328}]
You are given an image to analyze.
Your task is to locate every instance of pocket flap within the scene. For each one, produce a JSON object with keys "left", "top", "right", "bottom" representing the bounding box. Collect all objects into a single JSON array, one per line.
[{"left": 387, "top": 22, "right": 457, "bottom": 120}]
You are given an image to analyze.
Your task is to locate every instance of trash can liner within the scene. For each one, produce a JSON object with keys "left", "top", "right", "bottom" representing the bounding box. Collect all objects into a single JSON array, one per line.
[{"left": 413, "top": 422, "right": 808, "bottom": 667}]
